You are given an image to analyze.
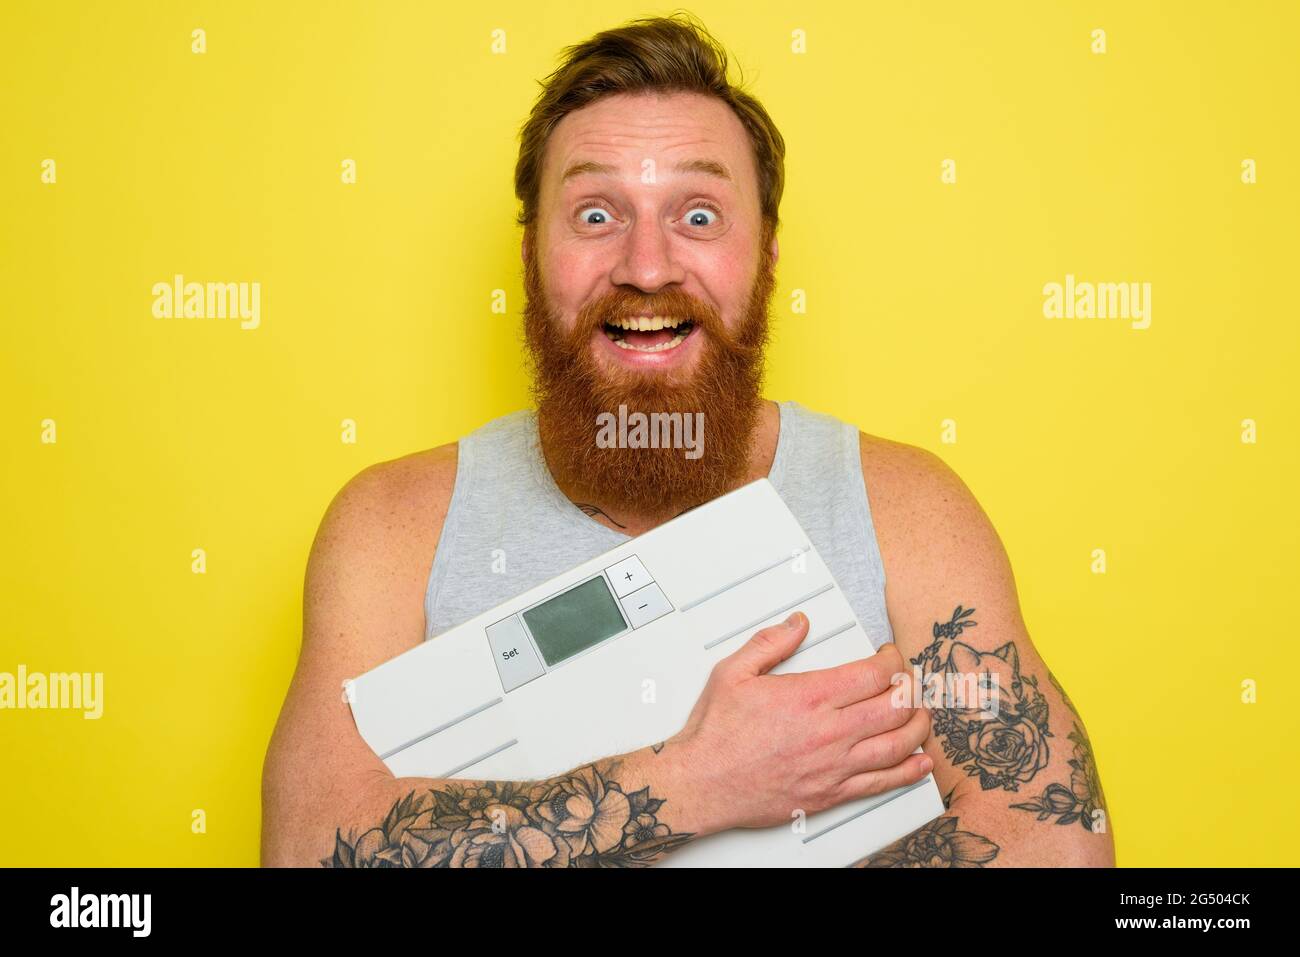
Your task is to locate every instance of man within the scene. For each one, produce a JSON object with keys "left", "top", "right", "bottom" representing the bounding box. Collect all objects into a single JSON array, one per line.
[{"left": 261, "top": 14, "right": 1114, "bottom": 868}]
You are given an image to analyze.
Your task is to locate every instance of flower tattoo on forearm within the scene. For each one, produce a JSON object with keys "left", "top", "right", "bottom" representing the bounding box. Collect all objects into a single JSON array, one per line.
[
  {"left": 857, "top": 816, "right": 1001, "bottom": 868},
  {"left": 324, "top": 762, "right": 693, "bottom": 868}
]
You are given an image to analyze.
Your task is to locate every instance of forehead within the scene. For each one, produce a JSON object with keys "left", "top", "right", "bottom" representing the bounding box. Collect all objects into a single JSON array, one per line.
[{"left": 541, "top": 90, "right": 756, "bottom": 190}]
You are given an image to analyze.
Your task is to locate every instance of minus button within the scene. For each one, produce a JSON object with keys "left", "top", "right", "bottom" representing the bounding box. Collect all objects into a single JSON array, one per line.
[{"left": 620, "top": 583, "right": 672, "bottom": 628}]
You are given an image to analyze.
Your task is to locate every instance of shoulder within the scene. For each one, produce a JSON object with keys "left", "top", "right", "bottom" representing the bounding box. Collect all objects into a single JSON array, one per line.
[
  {"left": 856, "top": 432, "right": 990, "bottom": 538},
  {"left": 303, "top": 441, "right": 460, "bottom": 652},
  {"left": 316, "top": 442, "right": 459, "bottom": 561},
  {"left": 855, "top": 431, "right": 1020, "bottom": 629}
]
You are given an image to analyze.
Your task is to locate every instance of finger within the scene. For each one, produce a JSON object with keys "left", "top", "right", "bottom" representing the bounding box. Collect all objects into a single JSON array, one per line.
[
  {"left": 834, "top": 684, "right": 919, "bottom": 742},
  {"left": 790, "top": 642, "right": 909, "bottom": 709},
  {"left": 843, "top": 706, "right": 933, "bottom": 772},
  {"left": 834, "top": 752, "right": 935, "bottom": 805},
  {"left": 722, "top": 611, "right": 810, "bottom": 677}
]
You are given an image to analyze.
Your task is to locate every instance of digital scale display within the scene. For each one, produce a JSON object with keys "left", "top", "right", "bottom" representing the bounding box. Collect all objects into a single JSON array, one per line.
[{"left": 522, "top": 575, "right": 626, "bottom": 666}]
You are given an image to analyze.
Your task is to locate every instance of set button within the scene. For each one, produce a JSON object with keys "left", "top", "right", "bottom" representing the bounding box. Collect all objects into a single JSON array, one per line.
[{"left": 485, "top": 616, "right": 544, "bottom": 692}]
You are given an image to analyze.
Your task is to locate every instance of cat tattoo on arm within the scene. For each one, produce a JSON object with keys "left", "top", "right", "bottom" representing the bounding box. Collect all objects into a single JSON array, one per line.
[{"left": 912, "top": 605, "right": 1108, "bottom": 832}]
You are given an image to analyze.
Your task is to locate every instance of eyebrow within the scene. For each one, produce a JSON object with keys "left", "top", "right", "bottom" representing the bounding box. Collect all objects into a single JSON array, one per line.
[{"left": 560, "top": 158, "right": 733, "bottom": 182}]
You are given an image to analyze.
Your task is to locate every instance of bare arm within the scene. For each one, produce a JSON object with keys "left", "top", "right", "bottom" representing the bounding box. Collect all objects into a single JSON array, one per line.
[{"left": 852, "top": 436, "right": 1115, "bottom": 867}]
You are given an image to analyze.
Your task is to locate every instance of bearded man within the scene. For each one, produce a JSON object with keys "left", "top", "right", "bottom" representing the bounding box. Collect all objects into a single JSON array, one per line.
[{"left": 262, "top": 14, "right": 1113, "bottom": 869}]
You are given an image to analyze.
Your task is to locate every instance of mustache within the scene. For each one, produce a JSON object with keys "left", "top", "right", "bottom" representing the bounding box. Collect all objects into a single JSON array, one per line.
[{"left": 577, "top": 288, "right": 721, "bottom": 335}]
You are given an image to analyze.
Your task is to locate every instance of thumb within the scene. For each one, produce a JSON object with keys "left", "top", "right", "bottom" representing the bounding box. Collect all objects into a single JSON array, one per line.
[{"left": 727, "top": 611, "right": 809, "bottom": 677}]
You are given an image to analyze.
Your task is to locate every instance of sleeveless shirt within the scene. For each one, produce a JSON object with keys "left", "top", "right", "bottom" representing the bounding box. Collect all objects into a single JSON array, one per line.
[{"left": 423, "top": 400, "right": 895, "bottom": 651}]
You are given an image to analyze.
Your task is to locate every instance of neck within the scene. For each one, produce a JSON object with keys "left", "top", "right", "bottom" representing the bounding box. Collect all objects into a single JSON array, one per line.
[{"left": 540, "top": 398, "right": 781, "bottom": 537}]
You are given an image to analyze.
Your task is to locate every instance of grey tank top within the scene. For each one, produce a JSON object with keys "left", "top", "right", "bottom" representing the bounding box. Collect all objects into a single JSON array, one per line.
[{"left": 423, "top": 400, "right": 895, "bottom": 651}]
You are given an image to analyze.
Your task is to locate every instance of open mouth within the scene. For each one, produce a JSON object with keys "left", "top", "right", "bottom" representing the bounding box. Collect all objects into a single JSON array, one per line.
[{"left": 601, "top": 315, "right": 696, "bottom": 353}]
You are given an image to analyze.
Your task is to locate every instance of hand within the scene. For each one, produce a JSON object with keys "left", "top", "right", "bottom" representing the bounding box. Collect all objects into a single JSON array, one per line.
[{"left": 667, "top": 611, "right": 933, "bottom": 832}]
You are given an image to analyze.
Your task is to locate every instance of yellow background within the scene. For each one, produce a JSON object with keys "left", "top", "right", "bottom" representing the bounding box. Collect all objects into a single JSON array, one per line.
[{"left": 2, "top": 1, "right": 1296, "bottom": 866}]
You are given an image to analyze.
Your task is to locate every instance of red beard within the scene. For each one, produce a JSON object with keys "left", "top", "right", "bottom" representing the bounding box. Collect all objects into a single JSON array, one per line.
[{"left": 522, "top": 228, "right": 776, "bottom": 517}]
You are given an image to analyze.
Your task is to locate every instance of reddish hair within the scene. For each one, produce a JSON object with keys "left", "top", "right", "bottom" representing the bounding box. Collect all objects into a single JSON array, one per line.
[{"left": 513, "top": 12, "right": 786, "bottom": 234}]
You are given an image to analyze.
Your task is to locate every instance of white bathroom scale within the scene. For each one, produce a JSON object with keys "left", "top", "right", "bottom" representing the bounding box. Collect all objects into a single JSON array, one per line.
[{"left": 347, "top": 477, "right": 943, "bottom": 866}]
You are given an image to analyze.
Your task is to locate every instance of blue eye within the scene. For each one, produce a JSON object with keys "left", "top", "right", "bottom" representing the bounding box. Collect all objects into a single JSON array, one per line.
[
  {"left": 579, "top": 206, "right": 613, "bottom": 225},
  {"left": 684, "top": 206, "right": 718, "bottom": 227}
]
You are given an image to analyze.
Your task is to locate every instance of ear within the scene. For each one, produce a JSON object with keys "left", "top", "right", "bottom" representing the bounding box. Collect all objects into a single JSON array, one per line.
[
  {"left": 770, "top": 233, "right": 779, "bottom": 266},
  {"left": 992, "top": 642, "right": 1020, "bottom": 675},
  {"left": 950, "top": 642, "right": 980, "bottom": 674}
]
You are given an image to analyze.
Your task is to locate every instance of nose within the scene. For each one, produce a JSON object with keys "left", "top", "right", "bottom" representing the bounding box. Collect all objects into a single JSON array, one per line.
[{"left": 608, "top": 214, "right": 687, "bottom": 293}]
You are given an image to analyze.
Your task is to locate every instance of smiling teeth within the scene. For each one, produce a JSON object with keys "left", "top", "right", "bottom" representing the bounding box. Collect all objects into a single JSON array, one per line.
[
  {"left": 608, "top": 330, "right": 689, "bottom": 351},
  {"left": 608, "top": 316, "right": 684, "bottom": 331}
]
